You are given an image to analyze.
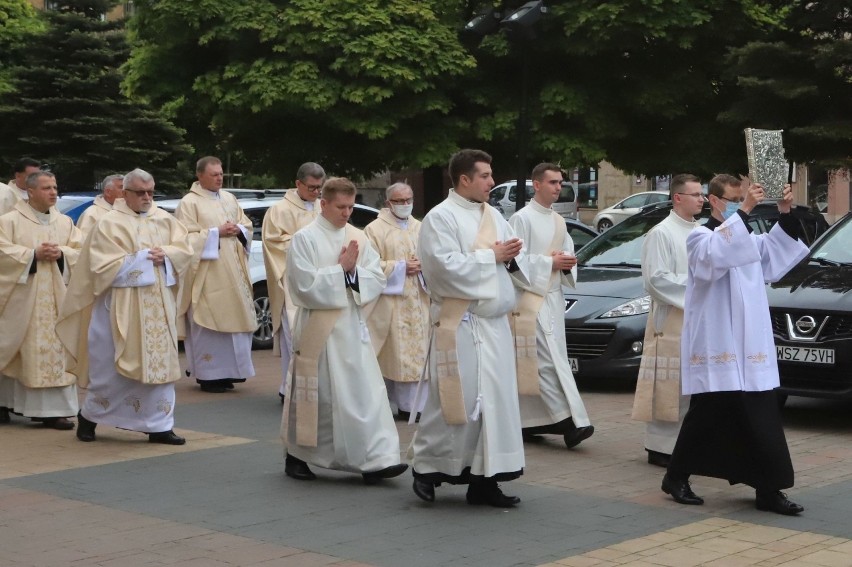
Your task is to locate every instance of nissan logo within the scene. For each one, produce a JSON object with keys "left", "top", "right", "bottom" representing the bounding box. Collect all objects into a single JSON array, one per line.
[{"left": 795, "top": 316, "right": 817, "bottom": 335}]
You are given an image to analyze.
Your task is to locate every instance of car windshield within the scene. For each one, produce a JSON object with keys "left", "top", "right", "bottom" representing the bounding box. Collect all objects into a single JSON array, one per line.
[
  {"left": 808, "top": 215, "right": 852, "bottom": 265},
  {"left": 56, "top": 198, "right": 89, "bottom": 213},
  {"left": 577, "top": 212, "right": 668, "bottom": 266}
]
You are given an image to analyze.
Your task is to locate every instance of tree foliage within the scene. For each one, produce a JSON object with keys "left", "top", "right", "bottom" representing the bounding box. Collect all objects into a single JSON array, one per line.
[
  {"left": 0, "top": 0, "right": 45, "bottom": 95},
  {"left": 0, "top": 0, "right": 192, "bottom": 191},
  {"left": 124, "top": 0, "right": 849, "bottom": 181}
]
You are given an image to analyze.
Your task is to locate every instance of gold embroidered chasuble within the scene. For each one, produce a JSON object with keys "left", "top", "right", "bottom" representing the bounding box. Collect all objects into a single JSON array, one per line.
[
  {"left": 175, "top": 183, "right": 256, "bottom": 334},
  {"left": 363, "top": 209, "right": 429, "bottom": 384},
  {"left": 0, "top": 202, "right": 83, "bottom": 388},
  {"left": 261, "top": 189, "right": 318, "bottom": 351},
  {"left": 57, "top": 201, "right": 193, "bottom": 387},
  {"left": 75, "top": 195, "right": 113, "bottom": 235}
]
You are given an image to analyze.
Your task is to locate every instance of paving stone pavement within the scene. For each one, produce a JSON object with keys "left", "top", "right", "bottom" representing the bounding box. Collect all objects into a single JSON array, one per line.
[{"left": 3, "top": 350, "right": 852, "bottom": 567}]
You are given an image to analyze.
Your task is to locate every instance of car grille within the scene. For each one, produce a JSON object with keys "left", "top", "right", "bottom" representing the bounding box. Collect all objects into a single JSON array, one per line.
[
  {"left": 565, "top": 326, "right": 615, "bottom": 359},
  {"left": 771, "top": 311, "right": 852, "bottom": 340}
]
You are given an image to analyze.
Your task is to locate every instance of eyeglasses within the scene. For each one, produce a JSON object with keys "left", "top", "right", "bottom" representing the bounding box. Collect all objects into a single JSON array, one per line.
[
  {"left": 718, "top": 195, "right": 744, "bottom": 203},
  {"left": 389, "top": 198, "right": 413, "bottom": 205},
  {"left": 125, "top": 189, "right": 154, "bottom": 196},
  {"left": 676, "top": 192, "right": 706, "bottom": 199},
  {"left": 300, "top": 183, "right": 322, "bottom": 192}
]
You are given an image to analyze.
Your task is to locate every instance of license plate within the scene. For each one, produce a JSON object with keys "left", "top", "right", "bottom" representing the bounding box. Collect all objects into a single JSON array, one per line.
[
  {"left": 569, "top": 357, "right": 579, "bottom": 373},
  {"left": 776, "top": 346, "right": 835, "bottom": 365}
]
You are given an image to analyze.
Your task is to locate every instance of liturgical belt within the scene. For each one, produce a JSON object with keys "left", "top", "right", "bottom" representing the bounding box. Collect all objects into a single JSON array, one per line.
[
  {"left": 434, "top": 204, "right": 496, "bottom": 425},
  {"left": 511, "top": 212, "right": 565, "bottom": 396},
  {"left": 631, "top": 306, "right": 684, "bottom": 423},
  {"left": 291, "top": 225, "right": 365, "bottom": 447}
]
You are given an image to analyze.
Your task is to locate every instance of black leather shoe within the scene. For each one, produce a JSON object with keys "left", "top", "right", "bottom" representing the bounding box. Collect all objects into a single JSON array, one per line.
[
  {"left": 0, "top": 406, "right": 9, "bottom": 424},
  {"left": 756, "top": 490, "right": 804, "bottom": 515},
  {"left": 285, "top": 455, "right": 316, "bottom": 481},
  {"left": 564, "top": 425, "right": 594, "bottom": 449},
  {"left": 466, "top": 480, "right": 521, "bottom": 507},
  {"left": 279, "top": 393, "right": 286, "bottom": 405},
  {"left": 198, "top": 381, "right": 227, "bottom": 393},
  {"left": 148, "top": 430, "right": 186, "bottom": 445},
  {"left": 362, "top": 463, "right": 409, "bottom": 485},
  {"left": 647, "top": 450, "right": 671, "bottom": 468},
  {"left": 76, "top": 411, "right": 97, "bottom": 442},
  {"left": 661, "top": 474, "right": 704, "bottom": 505},
  {"left": 42, "top": 417, "right": 75, "bottom": 430},
  {"left": 412, "top": 478, "right": 435, "bottom": 502}
]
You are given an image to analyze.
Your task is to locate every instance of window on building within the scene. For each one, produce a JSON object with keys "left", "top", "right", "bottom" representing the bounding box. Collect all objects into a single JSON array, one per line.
[
  {"left": 573, "top": 167, "right": 598, "bottom": 208},
  {"left": 808, "top": 169, "right": 829, "bottom": 213}
]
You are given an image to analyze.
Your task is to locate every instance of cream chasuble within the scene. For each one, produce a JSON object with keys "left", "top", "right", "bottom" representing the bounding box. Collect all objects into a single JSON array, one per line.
[
  {"left": 363, "top": 209, "right": 429, "bottom": 384},
  {"left": 410, "top": 191, "right": 528, "bottom": 480},
  {"left": 57, "top": 200, "right": 193, "bottom": 387},
  {"left": 509, "top": 200, "right": 590, "bottom": 429},
  {"left": 75, "top": 195, "right": 114, "bottom": 235},
  {"left": 176, "top": 183, "right": 255, "bottom": 334},
  {"left": 682, "top": 214, "right": 808, "bottom": 395},
  {"left": 280, "top": 216, "right": 401, "bottom": 472},
  {"left": 0, "top": 202, "right": 82, "bottom": 390},
  {"left": 0, "top": 182, "right": 21, "bottom": 216}
]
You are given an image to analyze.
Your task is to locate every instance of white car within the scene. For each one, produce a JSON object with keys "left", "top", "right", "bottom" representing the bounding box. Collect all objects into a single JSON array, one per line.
[
  {"left": 591, "top": 191, "right": 670, "bottom": 233},
  {"left": 488, "top": 179, "right": 579, "bottom": 221},
  {"left": 157, "top": 193, "right": 380, "bottom": 349}
]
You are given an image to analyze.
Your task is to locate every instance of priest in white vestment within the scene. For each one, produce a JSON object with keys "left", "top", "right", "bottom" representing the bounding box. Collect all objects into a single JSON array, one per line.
[
  {"left": 261, "top": 162, "right": 323, "bottom": 401},
  {"left": 0, "top": 171, "right": 82, "bottom": 429},
  {"left": 176, "top": 156, "right": 256, "bottom": 393},
  {"left": 280, "top": 178, "right": 407, "bottom": 484},
  {"left": 509, "top": 163, "right": 593, "bottom": 449},
  {"left": 631, "top": 174, "right": 702, "bottom": 467},
  {"left": 57, "top": 169, "right": 193, "bottom": 445},
  {"left": 410, "top": 149, "right": 529, "bottom": 508},
  {"left": 663, "top": 175, "right": 808, "bottom": 516},
  {"left": 364, "top": 182, "right": 429, "bottom": 419},
  {"left": 0, "top": 158, "right": 40, "bottom": 215},
  {"left": 75, "top": 174, "right": 123, "bottom": 235}
]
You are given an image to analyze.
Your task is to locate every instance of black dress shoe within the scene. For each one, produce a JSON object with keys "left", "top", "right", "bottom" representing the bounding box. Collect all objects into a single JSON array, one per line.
[
  {"left": 148, "top": 430, "right": 186, "bottom": 445},
  {"left": 41, "top": 417, "right": 75, "bottom": 430},
  {"left": 0, "top": 406, "right": 9, "bottom": 424},
  {"left": 412, "top": 478, "right": 435, "bottom": 502},
  {"left": 279, "top": 393, "right": 286, "bottom": 405},
  {"left": 285, "top": 455, "right": 316, "bottom": 481},
  {"left": 362, "top": 463, "right": 409, "bottom": 485},
  {"left": 466, "top": 480, "right": 521, "bottom": 507},
  {"left": 395, "top": 410, "right": 411, "bottom": 422},
  {"left": 756, "top": 490, "right": 804, "bottom": 515},
  {"left": 563, "top": 425, "right": 594, "bottom": 449},
  {"left": 647, "top": 450, "right": 671, "bottom": 468},
  {"left": 198, "top": 381, "right": 227, "bottom": 393},
  {"left": 661, "top": 474, "right": 704, "bottom": 505},
  {"left": 76, "top": 411, "right": 97, "bottom": 442}
]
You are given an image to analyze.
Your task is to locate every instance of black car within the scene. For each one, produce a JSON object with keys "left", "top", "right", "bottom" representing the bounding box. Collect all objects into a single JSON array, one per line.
[
  {"left": 767, "top": 213, "right": 852, "bottom": 399},
  {"left": 564, "top": 201, "right": 828, "bottom": 382}
]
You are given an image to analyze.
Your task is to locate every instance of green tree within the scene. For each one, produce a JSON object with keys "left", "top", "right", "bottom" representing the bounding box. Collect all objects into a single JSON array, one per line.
[
  {"left": 0, "top": 0, "right": 192, "bottom": 191},
  {"left": 0, "top": 0, "right": 45, "bottom": 95},
  {"left": 721, "top": 1, "right": 852, "bottom": 170},
  {"left": 125, "top": 0, "right": 475, "bottom": 180}
]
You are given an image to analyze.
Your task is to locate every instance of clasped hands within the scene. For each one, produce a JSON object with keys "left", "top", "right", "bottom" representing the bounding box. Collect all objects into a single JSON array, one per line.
[
  {"left": 551, "top": 251, "right": 577, "bottom": 271},
  {"left": 218, "top": 220, "right": 242, "bottom": 238},
  {"left": 491, "top": 238, "right": 522, "bottom": 263},
  {"left": 147, "top": 247, "right": 167, "bottom": 266},
  {"left": 34, "top": 242, "right": 62, "bottom": 262}
]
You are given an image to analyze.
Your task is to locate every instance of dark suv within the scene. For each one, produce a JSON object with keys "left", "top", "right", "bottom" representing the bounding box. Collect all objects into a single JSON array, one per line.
[
  {"left": 767, "top": 213, "right": 852, "bottom": 399},
  {"left": 564, "top": 201, "right": 828, "bottom": 382}
]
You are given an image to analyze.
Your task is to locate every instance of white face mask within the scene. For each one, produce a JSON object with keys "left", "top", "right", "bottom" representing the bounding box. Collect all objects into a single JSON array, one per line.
[{"left": 391, "top": 204, "right": 413, "bottom": 219}]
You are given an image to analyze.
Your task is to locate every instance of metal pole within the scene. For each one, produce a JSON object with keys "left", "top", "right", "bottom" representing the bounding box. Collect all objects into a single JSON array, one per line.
[{"left": 515, "top": 44, "right": 530, "bottom": 212}]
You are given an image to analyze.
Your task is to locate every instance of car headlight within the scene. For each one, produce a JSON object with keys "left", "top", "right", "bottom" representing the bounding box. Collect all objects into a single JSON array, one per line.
[{"left": 598, "top": 295, "right": 651, "bottom": 318}]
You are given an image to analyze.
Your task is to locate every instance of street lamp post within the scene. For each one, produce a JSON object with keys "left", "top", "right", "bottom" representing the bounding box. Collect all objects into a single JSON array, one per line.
[{"left": 465, "top": 2, "right": 547, "bottom": 214}]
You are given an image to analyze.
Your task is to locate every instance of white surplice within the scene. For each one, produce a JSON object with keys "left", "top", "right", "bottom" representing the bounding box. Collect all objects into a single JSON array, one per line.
[
  {"left": 281, "top": 216, "right": 400, "bottom": 472},
  {"left": 410, "top": 191, "right": 528, "bottom": 480},
  {"left": 638, "top": 211, "right": 697, "bottom": 454},
  {"left": 509, "top": 200, "right": 590, "bottom": 428},
  {"left": 682, "top": 214, "right": 809, "bottom": 394}
]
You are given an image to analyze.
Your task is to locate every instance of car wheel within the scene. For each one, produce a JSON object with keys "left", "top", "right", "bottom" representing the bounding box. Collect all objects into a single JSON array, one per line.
[
  {"left": 597, "top": 218, "right": 613, "bottom": 233},
  {"left": 252, "top": 282, "right": 274, "bottom": 350}
]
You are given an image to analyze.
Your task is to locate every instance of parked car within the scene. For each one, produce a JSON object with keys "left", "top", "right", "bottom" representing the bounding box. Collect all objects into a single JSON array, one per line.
[
  {"left": 56, "top": 194, "right": 95, "bottom": 222},
  {"left": 591, "top": 191, "right": 670, "bottom": 233},
  {"left": 157, "top": 193, "right": 380, "bottom": 350},
  {"left": 565, "top": 218, "right": 597, "bottom": 251},
  {"left": 767, "top": 213, "right": 852, "bottom": 400},
  {"left": 489, "top": 179, "right": 579, "bottom": 220},
  {"left": 564, "top": 201, "right": 829, "bottom": 383}
]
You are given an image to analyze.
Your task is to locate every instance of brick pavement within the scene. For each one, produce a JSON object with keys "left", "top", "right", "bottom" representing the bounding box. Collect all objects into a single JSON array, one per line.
[{"left": 2, "top": 350, "right": 852, "bottom": 567}]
